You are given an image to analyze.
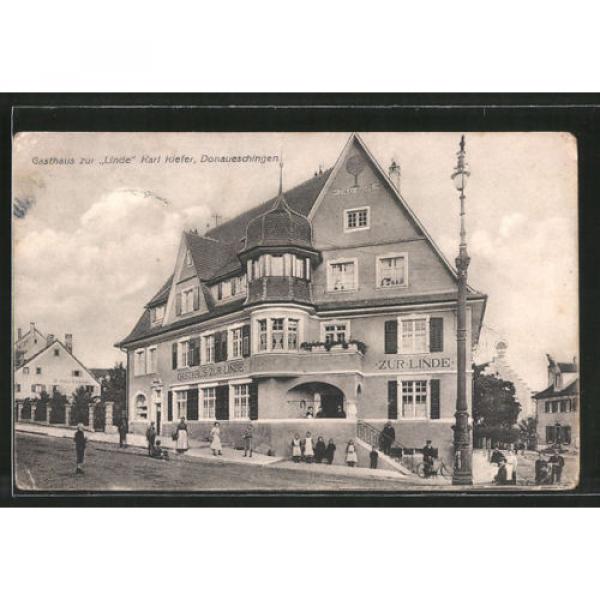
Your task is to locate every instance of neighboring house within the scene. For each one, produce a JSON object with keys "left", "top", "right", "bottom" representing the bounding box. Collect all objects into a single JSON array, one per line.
[
  {"left": 116, "top": 132, "right": 487, "bottom": 460},
  {"left": 15, "top": 322, "right": 47, "bottom": 367},
  {"left": 533, "top": 355, "right": 579, "bottom": 449},
  {"left": 14, "top": 333, "right": 100, "bottom": 401},
  {"left": 484, "top": 340, "right": 534, "bottom": 418}
]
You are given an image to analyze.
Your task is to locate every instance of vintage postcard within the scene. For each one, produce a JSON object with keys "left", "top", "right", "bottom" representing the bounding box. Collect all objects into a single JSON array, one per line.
[{"left": 12, "top": 129, "right": 579, "bottom": 493}]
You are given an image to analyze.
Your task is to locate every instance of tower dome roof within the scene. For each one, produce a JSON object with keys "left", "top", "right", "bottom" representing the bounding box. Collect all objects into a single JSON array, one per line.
[{"left": 243, "top": 192, "right": 314, "bottom": 253}]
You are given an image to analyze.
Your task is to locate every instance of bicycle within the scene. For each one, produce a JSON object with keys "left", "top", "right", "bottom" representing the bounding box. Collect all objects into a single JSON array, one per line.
[{"left": 416, "top": 458, "right": 452, "bottom": 479}]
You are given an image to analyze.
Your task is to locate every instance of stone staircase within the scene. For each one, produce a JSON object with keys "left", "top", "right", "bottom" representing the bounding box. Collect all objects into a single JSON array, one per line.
[{"left": 355, "top": 420, "right": 413, "bottom": 476}]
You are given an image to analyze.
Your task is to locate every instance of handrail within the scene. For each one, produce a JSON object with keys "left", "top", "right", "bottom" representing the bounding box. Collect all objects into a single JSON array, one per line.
[{"left": 356, "top": 420, "right": 407, "bottom": 450}]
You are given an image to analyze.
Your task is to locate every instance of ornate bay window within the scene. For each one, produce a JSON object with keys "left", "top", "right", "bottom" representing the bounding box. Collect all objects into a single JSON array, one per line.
[{"left": 253, "top": 310, "right": 306, "bottom": 354}]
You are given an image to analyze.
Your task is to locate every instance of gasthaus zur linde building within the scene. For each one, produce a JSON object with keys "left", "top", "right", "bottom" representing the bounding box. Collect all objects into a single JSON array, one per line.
[{"left": 117, "top": 133, "right": 487, "bottom": 464}]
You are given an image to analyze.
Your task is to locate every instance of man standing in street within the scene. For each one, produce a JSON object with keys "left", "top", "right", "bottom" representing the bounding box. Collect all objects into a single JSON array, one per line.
[
  {"left": 549, "top": 447, "right": 565, "bottom": 484},
  {"left": 380, "top": 421, "right": 396, "bottom": 455},
  {"left": 422, "top": 440, "right": 436, "bottom": 478},
  {"left": 243, "top": 423, "right": 254, "bottom": 458},
  {"left": 74, "top": 423, "right": 87, "bottom": 475},
  {"left": 118, "top": 417, "right": 128, "bottom": 448},
  {"left": 146, "top": 422, "right": 157, "bottom": 456}
]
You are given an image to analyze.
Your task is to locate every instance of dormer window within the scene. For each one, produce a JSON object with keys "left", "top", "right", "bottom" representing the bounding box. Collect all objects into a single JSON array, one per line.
[
  {"left": 344, "top": 207, "right": 370, "bottom": 232},
  {"left": 150, "top": 304, "right": 165, "bottom": 324}
]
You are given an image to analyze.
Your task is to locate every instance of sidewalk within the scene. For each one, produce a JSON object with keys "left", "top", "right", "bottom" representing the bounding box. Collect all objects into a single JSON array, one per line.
[{"left": 15, "top": 422, "right": 282, "bottom": 467}]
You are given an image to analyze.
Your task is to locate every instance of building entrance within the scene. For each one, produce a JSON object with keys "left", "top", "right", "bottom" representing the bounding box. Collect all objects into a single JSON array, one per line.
[{"left": 288, "top": 382, "right": 346, "bottom": 419}]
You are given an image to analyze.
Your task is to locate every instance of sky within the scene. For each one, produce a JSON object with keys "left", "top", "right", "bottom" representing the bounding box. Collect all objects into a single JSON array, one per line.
[{"left": 12, "top": 131, "right": 578, "bottom": 390}]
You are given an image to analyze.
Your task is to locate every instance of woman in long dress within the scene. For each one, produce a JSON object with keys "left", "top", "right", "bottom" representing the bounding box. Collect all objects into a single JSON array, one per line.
[
  {"left": 346, "top": 439, "right": 358, "bottom": 467},
  {"left": 291, "top": 433, "right": 302, "bottom": 462},
  {"left": 176, "top": 417, "right": 189, "bottom": 454},
  {"left": 303, "top": 432, "right": 314, "bottom": 463},
  {"left": 506, "top": 450, "right": 518, "bottom": 484},
  {"left": 210, "top": 422, "right": 223, "bottom": 456}
]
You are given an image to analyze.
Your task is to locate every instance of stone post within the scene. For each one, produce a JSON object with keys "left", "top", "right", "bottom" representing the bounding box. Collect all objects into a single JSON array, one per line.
[
  {"left": 16, "top": 400, "right": 24, "bottom": 422},
  {"left": 88, "top": 402, "right": 96, "bottom": 431},
  {"left": 65, "top": 403, "right": 72, "bottom": 426},
  {"left": 46, "top": 405, "right": 52, "bottom": 425},
  {"left": 30, "top": 400, "right": 37, "bottom": 422},
  {"left": 104, "top": 401, "right": 117, "bottom": 433}
]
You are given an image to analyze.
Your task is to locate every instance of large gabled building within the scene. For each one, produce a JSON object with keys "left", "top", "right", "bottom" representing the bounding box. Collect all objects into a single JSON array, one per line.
[{"left": 117, "top": 133, "right": 487, "bottom": 462}]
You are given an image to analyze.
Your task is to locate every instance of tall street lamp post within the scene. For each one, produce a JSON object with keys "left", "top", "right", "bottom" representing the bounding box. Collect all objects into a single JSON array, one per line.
[{"left": 451, "top": 135, "right": 473, "bottom": 486}]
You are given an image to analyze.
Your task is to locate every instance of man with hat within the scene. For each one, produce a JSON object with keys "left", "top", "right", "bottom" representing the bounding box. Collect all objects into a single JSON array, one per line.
[{"left": 422, "top": 440, "right": 436, "bottom": 478}]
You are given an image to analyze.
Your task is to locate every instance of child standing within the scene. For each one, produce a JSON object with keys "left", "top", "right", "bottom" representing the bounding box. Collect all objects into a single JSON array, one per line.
[
  {"left": 346, "top": 439, "right": 358, "bottom": 467},
  {"left": 243, "top": 424, "right": 253, "bottom": 458},
  {"left": 369, "top": 445, "right": 379, "bottom": 469},
  {"left": 325, "top": 439, "right": 336, "bottom": 464},
  {"left": 291, "top": 433, "right": 302, "bottom": 462},
  {"left": 303, "top": 432, "right": 315, "bottom": 463}
]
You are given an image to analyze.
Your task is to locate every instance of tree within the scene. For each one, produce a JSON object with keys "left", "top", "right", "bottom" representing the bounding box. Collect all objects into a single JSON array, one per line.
[
  {"left": 49, "top": 389, "right": 67, "bottom": 424},
  {"left": 473, "top": 364, "right": 521, "bottom": 446},
  {"left": 102, "top": 362, "right": 127, "bottom": 425},
  {"left": 35, "top": 390, "right": 51, "bottom": 421},
  {"left": 518, "top": 417, "right": 538, "bottom": 450},
  {"left": 71, "top": 386, "right": 93, "bottom": 426}
]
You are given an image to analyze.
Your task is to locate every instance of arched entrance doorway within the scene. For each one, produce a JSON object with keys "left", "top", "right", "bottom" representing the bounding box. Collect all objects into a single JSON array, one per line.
[{"left": 287, "top": 382, "right": 346, "bottom": 418}]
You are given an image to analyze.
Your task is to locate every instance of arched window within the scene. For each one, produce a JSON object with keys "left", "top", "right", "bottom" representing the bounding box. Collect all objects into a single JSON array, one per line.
[{"left": 135, "top": 394, "right": 148, "bottom": 420}]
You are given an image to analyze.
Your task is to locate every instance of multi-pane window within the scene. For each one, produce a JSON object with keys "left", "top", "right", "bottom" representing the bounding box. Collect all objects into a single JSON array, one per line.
[
  {"left": 324, "top": 323, "right": 347, "bottom": 344},
  {"left": 179, "top": 340, "right": 190, "bottom": 368},
  {"left": 151, "top": 304, "right": 165, "bottom": 324},
  {"left": 328, "top": 260, "right": 357, "bottom": 291},
  {"left": 294, "top": 256, "right": 305, "bottom": 279},
  {"left": 175, "top": 390, "right": 187, "bottom": 419},
  {"left": 135, "top": 394, "right": 148, "bottom": 419},
  {"left": 134, "top": 350, "right": 146, "bottom": 376},
  {"left": 401, "top": 380, "right": 428, "bottom": 418},
  {"left": 287, "top": 319, "right": 299, "bottom": 350},
  {"left": 231, "top": 327, "right": 243, "bottom": 358},
  {"left": 204, "top": 335, "right": 215, "bottom": 363},
  {"left": 147, "top": 347, "right": 157, "bottom": 373},
  {"left": 345, "top": 207, "right": 369, "bottom": 231},
  {"left": 400, "top": 318, "right": 428, "bottom": 353},
  {"left": 36, "top": 367, "right": 42, "bottom": 375},
  {"left": 202, "top": 387, "right": 216, "bottom": 419},
  {"left": 233, "top": 384, "right": 250, "bottom": 419},
  {"left": 271, "top": 318, "right": 285, "bottom": 350},
  {"left": 182, "top": 288, "right": 195, "bottom": 313},
  {"left": 258, "top": 320, "right": 268, "bottom": 351},
  {"left": 378, "top": 255, "right": 407, "bottom": 288}
]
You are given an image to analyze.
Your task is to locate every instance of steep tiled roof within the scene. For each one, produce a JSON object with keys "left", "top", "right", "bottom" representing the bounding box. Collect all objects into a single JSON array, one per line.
[
  {"left": 534, "top": 378, "right": 579, "bottom": 399},
  {"left": 185, "top": 232, "right": 238, "bottom": 281},
  {"left": 146, "top": 275, "right": 173, "bottom": 307}
]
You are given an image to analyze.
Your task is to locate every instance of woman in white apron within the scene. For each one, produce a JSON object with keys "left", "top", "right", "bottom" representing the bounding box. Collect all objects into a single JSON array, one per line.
[
  {"left": 210, "top": 422, "right": 223, "bottom": 456},
  {"left": 303, "top": 432, "right": 314, "bottom": 463},
  {"left": 506, "top": 450, "right": 518, "bottom": 484},
  {"left": 291, "top": 433, "right": 302, "bottom": 462},
  {"left": 346, "top": 439, "right": 358, "bottom": 467},
  {"left": 175, "top": 417, "right": 189, "bottom": 454}
]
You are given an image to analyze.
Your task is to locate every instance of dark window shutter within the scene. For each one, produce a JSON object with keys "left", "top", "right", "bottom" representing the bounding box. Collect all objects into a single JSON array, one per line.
[
  {"left": 242, "top": 324, "right": 251, "bottom": 357},
  {"left": 384, "top": 320, "right": 398, "bottom": 354},
  {"left": 430, "top": 317, "right": 444, "bottom": 352},
  {"left": 193, "top": 287, "right": 200, "bottom": 311},
  {"left": 215, "top": 385, "right": 229, "bottom": 420},
  {"left": 388, "top": 380, "right": 398, "bottom": 420},
  {"left": 430, "top": 379, "right": 440, "bottom": 419},
  {"left": 249, "top": 382, "right": 258, "bottom": 420},
  {"left": 220, "top": 330, "right": 228, "bottom": 362},
  {"left": 175, "top": 292, "right": 182, "bottom": 316},
  {"left": 187, "top": 388, "right": 199, "bottom": 421},
  {"left": 214, "top": 331, "right": 222, "bottom": 362},
  {"left": 194, "top": 336, "right": 201, "bottom": 366},
  {"left": 172, "top": 342, "right": 178, "bottom": 369},
  {"left": 167, "top": 391, "right": 173, "bottom": 422}
]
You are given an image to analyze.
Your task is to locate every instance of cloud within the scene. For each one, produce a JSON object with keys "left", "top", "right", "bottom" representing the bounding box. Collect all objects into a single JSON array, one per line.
[{"left": 14, "top": 188, "right": 211, "bottom": 367}]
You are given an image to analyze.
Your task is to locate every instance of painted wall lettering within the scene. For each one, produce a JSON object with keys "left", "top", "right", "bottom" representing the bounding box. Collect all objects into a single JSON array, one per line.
[{"left": 375, "top": 357, "right": 452, "bottom": 370}]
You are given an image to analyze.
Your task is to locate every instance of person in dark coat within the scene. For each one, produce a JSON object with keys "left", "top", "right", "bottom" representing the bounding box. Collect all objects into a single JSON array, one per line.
[
  {"left": 422, "top": 440, "right": 436, "bottom": 477},
  {"left": 74, "top": 423, "right": 87, "bottom": 474},
  {"left": 150, "top": 439, "right": 169, "bottom": 460},
  {"left": 314, "top": 436, "right": 326, "bottom": 463},
  {"left": 146, "top": 422, "right": 157, "bottom": 456},
  {"left": 118, "top": 418, "right": 128, "bottom": 448},
  {"left": 369, "top": 446, "right": 379, "bottom": 469},
  {"left": 380, "top": 422, "right": 396, "bottom": 455},
  {"left": 325, "top": 439, "right": 336, "bottom": 464},
  {"left": 490, "top": 445, "right": 505, "bottom": 465},
  {"left": 494, "top": 457, "right": 508, "bottom": 485},
  {"left": 549, "top": 448, "right": 565, "bottom": 483},
  {"left": 535, "top": 452, "right": 550, "bottom": 484}
]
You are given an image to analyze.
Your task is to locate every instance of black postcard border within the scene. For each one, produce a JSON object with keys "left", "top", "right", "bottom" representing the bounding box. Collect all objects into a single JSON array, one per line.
[{"left": 1, "top": 94, "right": 598, "bottom": 507}]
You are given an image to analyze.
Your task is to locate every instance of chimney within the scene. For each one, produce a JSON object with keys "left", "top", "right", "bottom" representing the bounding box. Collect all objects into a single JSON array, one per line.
[
  {"left": 30, "top": 321, "right": 35, "bottom": 334},
  {"left": 65, "top": 333, "right": 73, "bottom": 353},
  {"left": 573, "top": 356, "right": 577, "bottom": 371},
  {"left": 47, "top": 333, "right": 55, "bottom": 346},
  {"left": 17, "top": 327, "right": 22, "bottom": 340},
  {"left": 388, "top": 159, "right": 401, "bottom": 192}
]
